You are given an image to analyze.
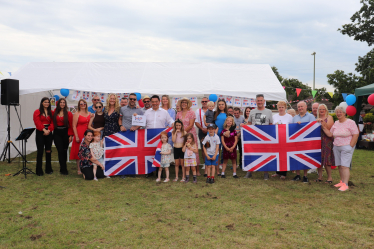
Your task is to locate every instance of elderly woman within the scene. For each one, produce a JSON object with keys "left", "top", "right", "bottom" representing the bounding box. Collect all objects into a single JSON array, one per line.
[
  {"left": 316, "top": 104, "right": 335, "bottom": 183},
  {"left": 287, "top": 109, "right": 296, "bottom": 117},
  {"left": 321, "top": 106, "right": 359, "bottom": 191},
  {"left": 103, "top": 93, "right": 121, "bottom": 137},
  {"left": 78, "top": 130, "right": 105, "bottom": 180},
  {"left": 176, "top": 98, "right": 200, "bottom": 168},
  {"left": 271, "top": 101, "right": 293, "bottom": 179}
]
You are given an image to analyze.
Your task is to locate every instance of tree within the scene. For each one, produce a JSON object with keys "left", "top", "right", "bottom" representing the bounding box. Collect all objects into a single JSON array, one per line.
[
  {"left": 326, "top": 70, "right": 366, "bottom": 107},
  {"left": 355, "top": 47, "right": 374, "bottom": 82},
  {"left": 271, "top": 66, "right": 283, "bottom": 83},
  {"left": 338, "top": 0, "right": 374, "bottom": 46},
  {"left": 314, "top": 87, "right": 330, "bottom": 102},
  {"left": 282, "top": 78, "right": 311, "bottom": 102}
]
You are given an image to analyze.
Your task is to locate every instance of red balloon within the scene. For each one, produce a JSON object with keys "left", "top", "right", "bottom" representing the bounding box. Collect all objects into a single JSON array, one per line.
[
  {"left": 368, "top": 93, "right": 374, "bottom": 106},
  {"left": 346, "top": 106, "right": 357, "bottom": 116},
  {"left": 138, "top": 99, "right": 144, "bottom": 108}
]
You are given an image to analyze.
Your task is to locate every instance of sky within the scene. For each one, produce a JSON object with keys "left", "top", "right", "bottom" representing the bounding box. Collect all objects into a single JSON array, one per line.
[{"left": 0, "top": 0, "right": 370, "bottom": 92}]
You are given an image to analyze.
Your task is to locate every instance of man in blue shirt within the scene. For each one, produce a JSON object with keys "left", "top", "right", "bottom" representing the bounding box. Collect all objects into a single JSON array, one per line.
[
  {"left": 292, "top": 101, "right": 316, "bottom": 183},
  {"left": 88, "top": 95, "right": 101, "bottom": 113}
]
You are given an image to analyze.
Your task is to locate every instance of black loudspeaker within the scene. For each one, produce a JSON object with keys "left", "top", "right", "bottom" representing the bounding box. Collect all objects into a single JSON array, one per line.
[{"left": 1, "top": 79, "right": 19, "bottom": 106}]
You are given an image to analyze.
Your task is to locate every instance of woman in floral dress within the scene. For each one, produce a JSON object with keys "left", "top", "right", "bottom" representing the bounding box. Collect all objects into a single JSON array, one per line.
[{"left": 103, "top": 94, "right": 121, "bottom": 137}]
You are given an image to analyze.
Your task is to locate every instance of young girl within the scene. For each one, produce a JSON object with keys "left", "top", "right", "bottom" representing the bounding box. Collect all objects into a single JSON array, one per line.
[
  {"left": 172, "top": 120, "right": 186, "bottom": 182},
  {"left": 90, "top": 131, "right": 106, "bottom": 181},
  {"left": 182, "top": 133, "right": 199, "bottom": 183},
  {"left": 156, "top": 132, "right": 173, "bottom": 183},
  {"left": 221, "top": 116, "right": 239, "bottom": 178}
]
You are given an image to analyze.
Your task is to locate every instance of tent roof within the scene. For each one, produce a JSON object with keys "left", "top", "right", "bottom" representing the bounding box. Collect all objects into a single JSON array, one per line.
[
  {"left": 11, "top": 62, "right": 286, "bottom": 100},
  {"left": 355, "top": 83, "right": 374, "bottom": 97}
]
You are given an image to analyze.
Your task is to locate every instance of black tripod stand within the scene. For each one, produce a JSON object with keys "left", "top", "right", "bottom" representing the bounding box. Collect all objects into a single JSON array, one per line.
[
  {"left": 0, "top": 105, "right": 24, "bottom": 162},
  {"left": 13, "top": 128, "right": 35, "bottom": 178}
]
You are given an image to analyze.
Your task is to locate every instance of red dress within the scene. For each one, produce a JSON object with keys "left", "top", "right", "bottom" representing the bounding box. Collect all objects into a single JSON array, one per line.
[
  {"left": 70, "top": 114, "right": 91, "bottom": 160},
  {"left": 176, "top": 110, "right": 200, "bottom": 165}
]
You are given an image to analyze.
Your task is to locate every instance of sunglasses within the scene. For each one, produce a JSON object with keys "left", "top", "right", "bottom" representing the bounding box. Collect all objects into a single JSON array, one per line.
[
  {"left": 80, "top": 103, "right": 87, "bottom": 106},
  {"left": 144, "top": 101, "right": 150, "bottom": 103},
  {"left": 129, "top": 98, "right": 137, "bottom": 101},
  {"left": 201, "top": 101, "right": 208, "bottom": 103},
  {"left": 95, "top": 106, "right": 102, "bottom": 109},
  {"left": 93, "top": 99, "right": 100, "bottom": 101}
]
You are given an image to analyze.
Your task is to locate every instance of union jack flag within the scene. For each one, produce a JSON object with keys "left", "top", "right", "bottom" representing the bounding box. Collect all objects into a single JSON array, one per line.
[
  {"left": 104, "top": 127, "right": 172, "bottom": 176},
  {"left": 241, "top": 121, "right": 321, "bottom": 172}
]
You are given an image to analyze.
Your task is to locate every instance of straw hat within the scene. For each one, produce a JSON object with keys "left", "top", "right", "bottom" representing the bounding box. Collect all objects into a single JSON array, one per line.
[
  {"left": 177, "top": 97, "right": 192, "bottom": 110},
  {"left": 142, "top": 95, "right": 150, "bottom": 101}
]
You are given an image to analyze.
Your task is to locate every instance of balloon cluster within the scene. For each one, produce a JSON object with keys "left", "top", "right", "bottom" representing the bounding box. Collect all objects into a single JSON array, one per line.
[{"left": 339, "top": 94, "right": 357, "bottom": 116}]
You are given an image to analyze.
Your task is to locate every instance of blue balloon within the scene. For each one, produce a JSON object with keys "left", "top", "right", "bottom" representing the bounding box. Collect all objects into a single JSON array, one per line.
[
  {"left": 53, "top": 95, "right": 60, "bottom": 101},
  {"left": 60, "top": 88, "right": 70, "bottom": 97},
  {"left": 209, "top": 94, "right": 218, "bottom": 102},
  {"left": 135, "top": 93, "right": 141, "bottom": 101},
  {"left": 346, "top": 94, "right": 356, "bottom": 106}
]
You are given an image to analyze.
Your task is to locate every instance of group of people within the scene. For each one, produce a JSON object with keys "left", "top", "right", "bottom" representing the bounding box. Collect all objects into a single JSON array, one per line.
[{"left": 33, "top": 93, "right": 359, "bottom": 191}]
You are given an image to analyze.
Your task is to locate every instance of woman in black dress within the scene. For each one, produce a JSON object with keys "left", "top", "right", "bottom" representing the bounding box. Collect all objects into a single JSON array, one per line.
[{"left": 103, "top": 93, "right": 121, "bottom": 137}]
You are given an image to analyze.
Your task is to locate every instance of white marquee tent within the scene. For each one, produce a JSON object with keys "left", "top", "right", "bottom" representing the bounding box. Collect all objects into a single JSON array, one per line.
[{"left": 1, "top": 62, "right": 286, "bottom": 157}]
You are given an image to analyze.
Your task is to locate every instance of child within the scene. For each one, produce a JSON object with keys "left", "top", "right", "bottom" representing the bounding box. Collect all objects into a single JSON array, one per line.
[
  {"left": 182, "top": 133, "right": 199, "bottom": 183},
  {"left": 202, "top": 124, "right": 220, "bottom": 184},
  {"left": 221, "top": 116, "right": 239, "bottom": 178},
  {"left": 156, "top": 132, "right": 172, "bottom": 183},
  {"left": 171, "top": 120, "right": 186, "bottom": 182},
  {"left": 203, "top": 101, "right": 215, "bottom": 128},
  {"left": 89, "top": 131, "right": 107, "bottom": 181}
]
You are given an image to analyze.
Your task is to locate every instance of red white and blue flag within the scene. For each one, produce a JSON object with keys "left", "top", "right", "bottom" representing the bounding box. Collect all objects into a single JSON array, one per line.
[
  {"left": 104, "top": 127, "right": 172, "bottom": 176},
  {"left": 242, "top": 121, "right": 321, "bottom": 172}
]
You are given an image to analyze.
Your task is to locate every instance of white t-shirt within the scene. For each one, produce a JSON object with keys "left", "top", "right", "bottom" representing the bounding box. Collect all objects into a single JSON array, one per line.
[
  {"left": 272, "top": 113, "right": 293, "bottom": 125},
  {"left": 195, "top": 108, "right": 207, "bottom": 129},
  {"left": 202, "top": 134, "right": 221, "bottom": 155}
]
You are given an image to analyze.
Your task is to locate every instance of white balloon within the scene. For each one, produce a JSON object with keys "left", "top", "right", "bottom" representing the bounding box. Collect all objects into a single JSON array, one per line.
[{"left": 339, "top": 102, "right": 348, "bottom": 111}]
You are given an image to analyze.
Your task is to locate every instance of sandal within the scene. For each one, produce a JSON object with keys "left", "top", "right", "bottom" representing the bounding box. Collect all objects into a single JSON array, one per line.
[
  {"left": 325, "top": 180, "right": 333, "bottom": 184},
  {"left": 180, "top": 178, "right": 185, "bottom": 182},
  {"left": 280, "top": 176, "right": 286, "bottom": 180},
  {"left": 173, "top": 178, "right": 178, "bottom": 182},
  {"left": 271, "top": 174, "right": 279, "bottom": 177},
  {"left": 315, "top": 179, "right": 323, "bottom": 182},
  {"left": 163, "top": 179, "right": 170, "bottom": 183},
  {"left": 156, "top": 178, "right": 161, "bottom": 182}
]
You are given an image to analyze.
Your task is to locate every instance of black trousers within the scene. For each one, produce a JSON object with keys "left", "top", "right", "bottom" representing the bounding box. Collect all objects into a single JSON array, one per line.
[
  {"left": 237, "top": 138, "right": 243, "bottom": 167},
  {"left": 35, "top": 129, "right": 53, "bottom": 175},
  {"left": 81, "top": 166, "right": 105, "bottom": 180},
  {"left": 53, "top": 127, "right": 69, "bottom": 174}
]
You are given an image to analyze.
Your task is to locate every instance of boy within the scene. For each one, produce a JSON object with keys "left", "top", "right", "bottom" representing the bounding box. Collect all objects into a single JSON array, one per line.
[
  {"left": 203, "top": 101, "right": 215, "bottom": 128},
  {"left": 202, "top": 124, "right": 220, "bottom": 183}
]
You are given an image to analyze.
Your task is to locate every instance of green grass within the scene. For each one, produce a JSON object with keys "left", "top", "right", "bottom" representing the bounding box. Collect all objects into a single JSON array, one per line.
[{"left": 1, "top": 148, "right": 374, "bottom": 248}]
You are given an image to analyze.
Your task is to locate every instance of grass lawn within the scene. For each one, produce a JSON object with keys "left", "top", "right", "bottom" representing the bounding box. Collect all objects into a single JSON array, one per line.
[{"left": 1, "top": 148, "right": 374, "bottom": 248}]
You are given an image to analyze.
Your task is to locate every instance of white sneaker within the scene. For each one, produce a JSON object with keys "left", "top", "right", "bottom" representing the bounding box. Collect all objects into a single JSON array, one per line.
[
  {"left": 201, "top": 164, "right": 205, "bottom": 169},
  {"left": 94, "top": 177, "right": 98, "bottom": 181},
  {"left": 219, "top": 165, "right": 222, "bottom": 169},
  {"left": 307, "top": 169, "right": 317, "bottom": 174}
]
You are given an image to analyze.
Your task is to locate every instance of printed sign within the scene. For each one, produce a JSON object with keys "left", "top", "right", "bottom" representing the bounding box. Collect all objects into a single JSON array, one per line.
[
  {"left": 218, "top": 95, "right": 226, "bottom": 101},
  {"left": 226, "top": 96, "right": 233, "bottom": 106},
  {"left": 234, "top": 97, "right": 242, "bottom": 107},
  {"left": 190, "top": 97, "right": 198, "bottom": 108},
  {"left": 82, "top": 91, "right": 90, "bottom": 101},
  {"left": 242, "top": 98, "right": 250, "bottom": 107},
  {"left": 99, "top": 93, "right": 107, "bottom": 103},
  {"left": 71, "top": 90, "right": 82, "bottom": 101},
  {"left": 250, "top": 98, "right": 257, "bottom": 108},
  {"left": 91, "top": 92, "right": 98, "bottom": 101},
  {"left": 132, "top": 115, "right": 146, "bottom": 126}
]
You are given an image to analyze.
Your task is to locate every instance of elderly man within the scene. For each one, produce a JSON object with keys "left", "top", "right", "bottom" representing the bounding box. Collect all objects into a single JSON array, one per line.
[
  {"left": 292, "top": 101, "right": 316, "bottom": 183},
  {"left": 244, "top": 94, "right": 273, "bottom": 180},
  {"left": 312, "top": 102, "right": 319, "bottom": 118},
  {"left": 88, "top": 95, "right": 101, "bottom": 113},
  {"left": 142, "top": 95, "right": 151, "bottom": 111},
  {"left": 195, "top": 97, "right": 209, "bottom": 173},
  {"left": 120, "top": 97, "right": 128, "bottom": 107}
]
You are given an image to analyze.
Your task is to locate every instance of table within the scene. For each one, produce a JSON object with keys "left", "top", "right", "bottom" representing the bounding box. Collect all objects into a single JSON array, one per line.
[{"left": 358, "top": 140, "right": 374, "bottom": 149}]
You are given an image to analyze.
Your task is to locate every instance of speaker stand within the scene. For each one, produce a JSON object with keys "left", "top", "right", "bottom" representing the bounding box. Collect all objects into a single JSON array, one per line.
[{"left": 0, "top": 105, "right": 24, "bottom": 163}]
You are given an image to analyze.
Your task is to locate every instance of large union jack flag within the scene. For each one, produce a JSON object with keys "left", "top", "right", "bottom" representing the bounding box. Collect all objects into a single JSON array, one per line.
[
  {"left": 104, "top": 127, "right": 172, "bottom": 176},
  {"left": 242, "top": 121, "right": 321, "bottom": 172}
]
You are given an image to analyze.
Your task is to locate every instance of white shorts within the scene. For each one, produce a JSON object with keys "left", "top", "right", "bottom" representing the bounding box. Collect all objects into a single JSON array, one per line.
[{"left": 333, "top": 145, "right": 355, "bottom": 167}]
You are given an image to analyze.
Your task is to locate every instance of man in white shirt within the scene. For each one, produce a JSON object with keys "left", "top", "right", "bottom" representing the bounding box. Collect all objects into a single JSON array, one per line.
[
  {"left": 195, "top": 97, "right": 209, "bottom": 173},
  {"left": 143, "top": 95, "right": 174, "bottom": 129}
]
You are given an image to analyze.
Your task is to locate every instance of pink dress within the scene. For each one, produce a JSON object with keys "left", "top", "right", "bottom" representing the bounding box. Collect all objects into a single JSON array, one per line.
[{"left": 176, "top": 110, "right": 200, "bottom": 165}]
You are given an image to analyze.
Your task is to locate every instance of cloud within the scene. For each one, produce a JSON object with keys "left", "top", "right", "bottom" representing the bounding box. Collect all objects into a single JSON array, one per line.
[{"left": 0, "top": 0, "right": 369, "bottom": 93}]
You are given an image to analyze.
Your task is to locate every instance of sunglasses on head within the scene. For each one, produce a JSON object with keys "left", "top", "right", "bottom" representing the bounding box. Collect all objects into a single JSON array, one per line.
[{"left": 129, "top": 98, "right": 137, "bottom": 101}]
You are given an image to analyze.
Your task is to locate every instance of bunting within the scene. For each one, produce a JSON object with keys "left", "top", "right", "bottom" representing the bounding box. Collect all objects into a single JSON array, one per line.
[
  {"left": 296, "top": 88, "right": 302, "bottom": 97},
  {"left": 328, "top": 92, "right": 333, "bottom": 98},
  {"left": 312, "top": 90, "right": 317, "bottom": 98}
]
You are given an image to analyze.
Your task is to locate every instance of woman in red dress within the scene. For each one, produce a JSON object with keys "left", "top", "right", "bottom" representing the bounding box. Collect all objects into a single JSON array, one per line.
[
  {"left": 70, "top": 99, "right": 91, "bottom": 174},
  {"left": 52, "top": 98, "right": 73, "bottom": 175},
  {"left": 33, "top": 97, "right": 54, "bottom": 176}
]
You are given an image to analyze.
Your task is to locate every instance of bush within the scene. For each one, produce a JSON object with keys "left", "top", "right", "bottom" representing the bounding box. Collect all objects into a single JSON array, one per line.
[
  {"left": 329, "top": 113, "right": 338, "bottom": 122},
  {"left": 364, "top": 113, "right": 374, "bottom": 123},
  {"left": 370, "top": 108, "right": 374, "bottom": 114}
]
